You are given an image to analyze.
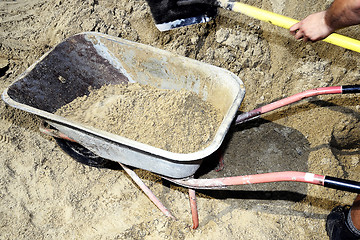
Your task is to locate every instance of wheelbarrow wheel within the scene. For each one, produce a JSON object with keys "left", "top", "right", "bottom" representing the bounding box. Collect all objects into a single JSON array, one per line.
[{"left": 55, "top": 138, "right": 121, "bottom": 170}]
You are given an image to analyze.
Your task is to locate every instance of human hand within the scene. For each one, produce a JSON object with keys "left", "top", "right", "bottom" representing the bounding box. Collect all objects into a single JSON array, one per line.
[{"left": 290, "top": 11, "right": 334, "bottom": 42}]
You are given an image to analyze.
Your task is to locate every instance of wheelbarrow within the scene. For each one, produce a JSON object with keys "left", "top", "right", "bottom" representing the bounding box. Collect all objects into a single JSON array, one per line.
[{"left": 2, "top": 32, "right": 360, "bottom": 229}]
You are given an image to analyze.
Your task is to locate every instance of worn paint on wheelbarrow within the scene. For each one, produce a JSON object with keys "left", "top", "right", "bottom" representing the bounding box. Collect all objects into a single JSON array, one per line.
[{"left": 1, "top": 32, "right": 245, "bottom": 179}]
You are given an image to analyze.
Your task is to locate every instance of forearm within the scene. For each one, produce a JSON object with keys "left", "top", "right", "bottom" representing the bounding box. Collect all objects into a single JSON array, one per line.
[{"left": 325, "top": 0, "right": 360, "bottom": 30}]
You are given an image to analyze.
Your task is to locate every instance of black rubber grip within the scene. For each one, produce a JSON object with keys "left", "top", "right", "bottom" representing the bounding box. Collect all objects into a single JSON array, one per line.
[
  {"left": 342, "top": 85, "right": 360, "bottom": 94},
  {"left": 324, "top": 176, "right": 360, "bottom": 193}
]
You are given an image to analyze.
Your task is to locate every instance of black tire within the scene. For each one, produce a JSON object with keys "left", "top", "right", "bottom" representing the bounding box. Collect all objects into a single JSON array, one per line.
[{"left": 55, "top": 138, "right": 121, "bottom": 170}]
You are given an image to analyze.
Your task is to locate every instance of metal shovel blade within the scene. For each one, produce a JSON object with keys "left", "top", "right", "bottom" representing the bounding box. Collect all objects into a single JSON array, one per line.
[
  {"left": 156, "top": 14, "right": 214, "bottom": 31},
  {"left": 145, "top": 0, "right": 217, "bottom": 31}
]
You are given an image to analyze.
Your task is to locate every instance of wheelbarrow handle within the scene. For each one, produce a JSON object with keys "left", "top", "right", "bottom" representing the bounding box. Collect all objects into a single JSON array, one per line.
[
  {"left": 165, "top": 171, "right": 360, "bottom": 193},
  {"left": 235, "top": 85, "right": 360, "bottom": 125},
  {"left": 324, "top": 176, "right": 360, "bottom": 193}
]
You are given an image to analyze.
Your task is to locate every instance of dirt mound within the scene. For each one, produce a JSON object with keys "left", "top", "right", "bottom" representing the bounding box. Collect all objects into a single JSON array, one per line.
[{"left": 1, "top": 0, "right": 359, "bottom": 239}]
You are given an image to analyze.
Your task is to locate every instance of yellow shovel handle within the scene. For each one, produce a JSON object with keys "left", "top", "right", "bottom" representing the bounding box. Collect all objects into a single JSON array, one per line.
[{"left": 231, "top": 2, "right": 360, "bottom": 53}]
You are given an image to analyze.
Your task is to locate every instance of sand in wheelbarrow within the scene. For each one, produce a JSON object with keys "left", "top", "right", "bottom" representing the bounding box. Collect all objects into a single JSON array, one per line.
[{"left": 55, "top": 82, "right": 223, "bottom": 154}]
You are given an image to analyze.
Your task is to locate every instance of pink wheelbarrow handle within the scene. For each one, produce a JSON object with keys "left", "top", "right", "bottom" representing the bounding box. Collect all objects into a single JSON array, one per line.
[
  {"left": 236, "top": 85, "right": 360, "bottom": 124},
  {"left": 165, "top": 171, "right": 360, "bottom": 193}
]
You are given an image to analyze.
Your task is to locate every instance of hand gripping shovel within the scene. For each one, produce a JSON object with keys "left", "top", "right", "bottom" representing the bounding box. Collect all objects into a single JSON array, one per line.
[{"left": 145, "top": 0, "right": 360, "bottom": 53}]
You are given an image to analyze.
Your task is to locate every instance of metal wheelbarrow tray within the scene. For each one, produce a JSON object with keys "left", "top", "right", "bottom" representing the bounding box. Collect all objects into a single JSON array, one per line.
[{"left": 2, "top": 32, "right": 245, "bottom": 179}]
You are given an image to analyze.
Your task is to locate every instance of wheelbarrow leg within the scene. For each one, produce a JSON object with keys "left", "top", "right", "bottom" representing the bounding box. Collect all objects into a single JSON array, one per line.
[
  {"left": 189, "top": 188, "right": 199, "bottom": 229},
  {"left": 214, "top": 144, "right": 226, "bottom": 172},
  {"left": 119, "top": 163, "right": 176, "bottom": 220}
]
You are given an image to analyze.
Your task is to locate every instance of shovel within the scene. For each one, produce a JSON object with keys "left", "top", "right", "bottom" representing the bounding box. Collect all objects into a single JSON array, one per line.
[{"left": 145, "top": 0, "right": 360, "bottom": 53}]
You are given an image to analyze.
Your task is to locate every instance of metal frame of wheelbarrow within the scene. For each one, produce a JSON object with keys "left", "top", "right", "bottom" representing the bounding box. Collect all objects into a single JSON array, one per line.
[
  {"left": 2, "top": 32, "right": 247, "bottom": 180},
  {"left": 40, "top": 85, "right": 360, "bottom": 229}
]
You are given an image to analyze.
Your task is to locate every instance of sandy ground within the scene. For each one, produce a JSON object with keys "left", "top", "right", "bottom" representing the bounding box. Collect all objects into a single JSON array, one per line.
[{"left": 1, "top": 0, "right": 360, "bottom": 239}]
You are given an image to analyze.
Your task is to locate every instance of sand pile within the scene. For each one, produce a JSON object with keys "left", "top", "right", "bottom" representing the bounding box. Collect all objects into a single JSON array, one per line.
[
  {"left": 56, "top": 83, "right": 222, "bottom": 153},
  {"left": 1, "top": 0, "right": 360, "bottom": 239}
]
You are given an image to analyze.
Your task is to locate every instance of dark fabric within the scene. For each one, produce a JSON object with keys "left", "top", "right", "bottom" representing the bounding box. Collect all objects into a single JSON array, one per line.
[{"left": 326, "top": 206, "right": 360, "bottom": 240}]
